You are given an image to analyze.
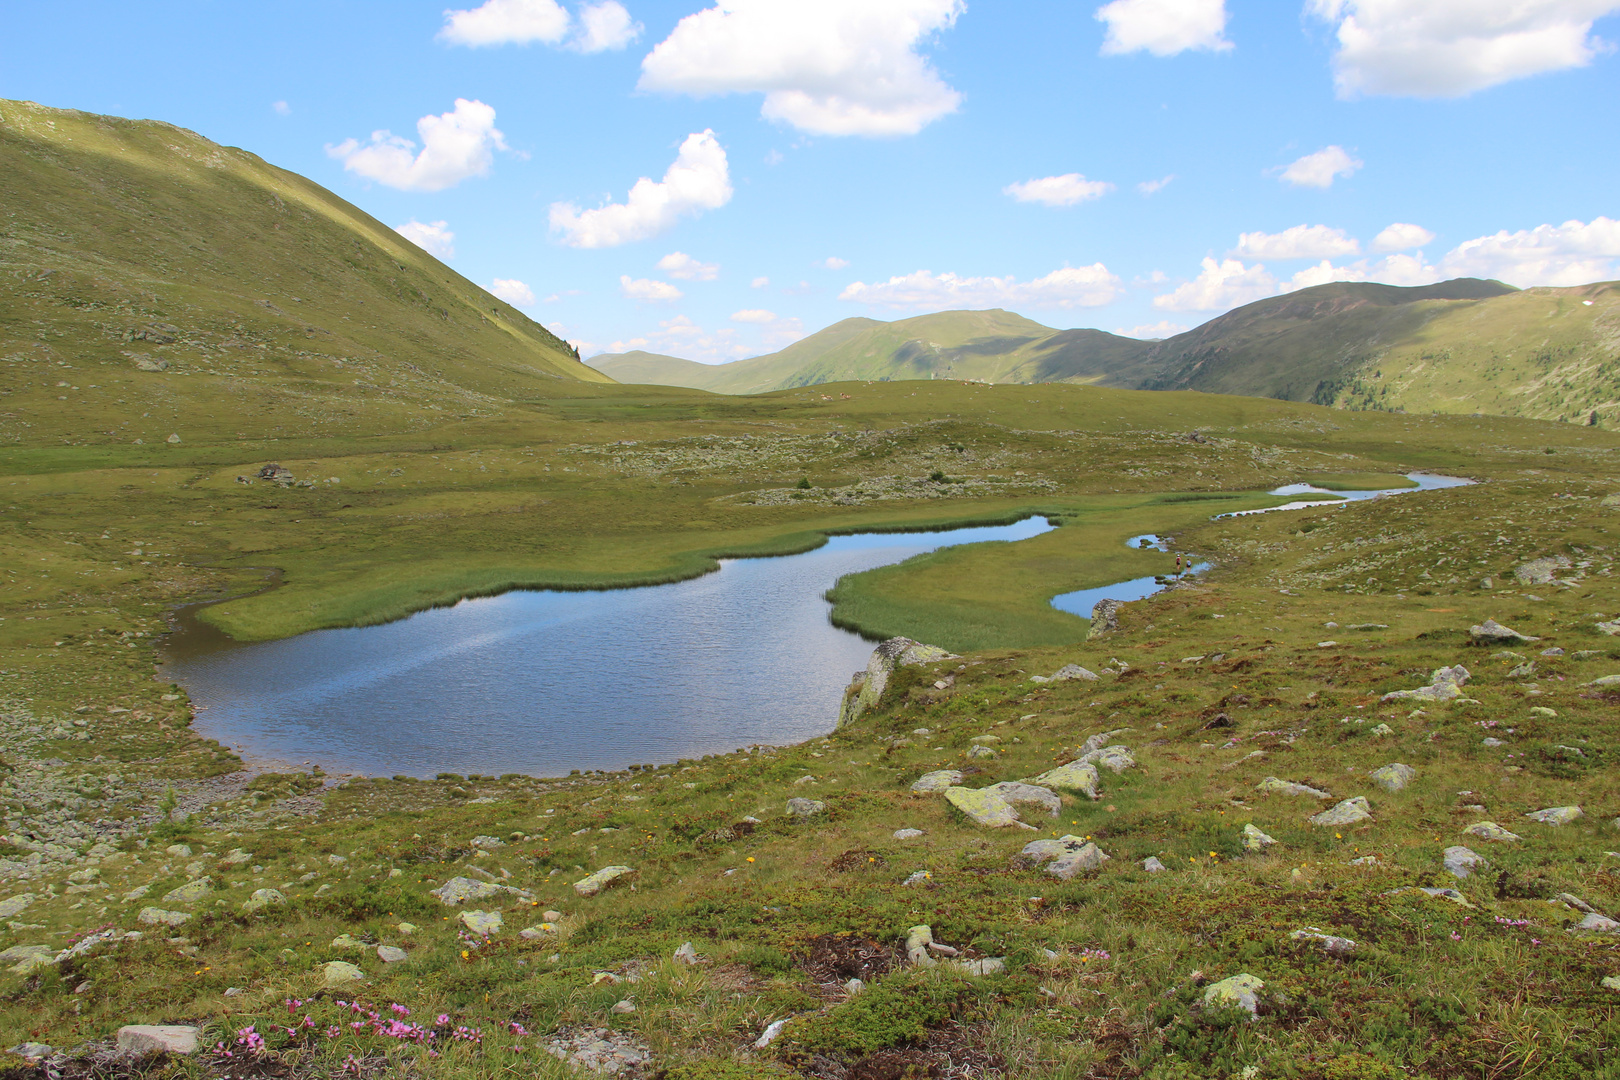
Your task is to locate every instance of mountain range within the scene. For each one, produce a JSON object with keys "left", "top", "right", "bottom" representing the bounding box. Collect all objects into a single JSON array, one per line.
[{"left": 591, "top": 278, "right": 1620, "bottom": 427}]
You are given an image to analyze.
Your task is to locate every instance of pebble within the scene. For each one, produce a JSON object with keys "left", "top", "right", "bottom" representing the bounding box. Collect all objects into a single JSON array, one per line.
[
  {"left": 1142, "top": 856, "right": 1167, "bottom": 873},
  {"left": 377, "top": 945, "right": 407, "bottom": 963},
  {"left": 893, "top": 828, "right": 924, "bottom": 840}
]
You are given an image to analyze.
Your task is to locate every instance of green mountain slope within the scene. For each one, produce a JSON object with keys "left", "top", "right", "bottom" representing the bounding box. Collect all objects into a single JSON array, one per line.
[
  {"left": 586, "top": 349, "right": 731, "bottom": 390},
  {"left": 0, "top": 98, "right": 608, "bottom": 453}
]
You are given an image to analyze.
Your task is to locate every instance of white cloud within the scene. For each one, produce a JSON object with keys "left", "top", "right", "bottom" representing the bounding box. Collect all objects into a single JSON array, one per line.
[
  {"left": 1117, "top": 320, "right": 1190, "bottom": 339},
  {"left": 574, "top": 1, "right": 642, "bottom": 51},
  {"left": 328, "top": 99, "right": 507, "bottom": 192},
  {"left": 550, "top": 130, "right": 733, "bottom": 248},
  {"left": 1232, "top": 224, "right": 1360, "bottom": 260},
  {"left": 394, "top": 219, "right": 456, "bottom": 259},
  {"left": 763, "top": 317, "right": 806, "bottom": 347},
  {"left": 620, "top": 276, "right": 684, "bottom": 302},
  {"left": 1371, "top": 252, "right": 1442, "bottom": 286},
  {"left": 818, "top": 257, "right": 851, "bottom": 270},
  {"left": 272, "top": 100, "right": 291, "bottom": 116},
  {"left": 440, "top": 0, "right": 570, "bottom": 46},
  {"left": 610, "top": 315, "right": 751, "bottom": 363},
  {"left": 1097, "top": 0, "right": 1233, "bottom": 56},
  {"left": 1137, "top": 174, "right": 1174, "bottom": 195},
  {"left": 1308, "top": 0, "right": 1620, "bottom": 99},
  {"left": 1278, "top": 145, "right": 1362, "bottom": 189},
  {"left": 1153, "top": 258, "right": 1277, "bottom": 311},
  {"left": 1437, "top": 217, "right": 1620, "bottom": 286},
  {"left": 488, "top": 278, "right": 537, "bottom": 306},
  {"left": 751, "top": 276, "right": 771, "bottom": 288},
  {"left": 1003, "top": 173, "right": 1114, "bottom": 207},
  {"left": 1372, "top": 222, "right": 1436, "bottom": 251},
  {"left": 730, "top": 308, "right": 778, "bottom": 323},
  {"left": 658, "top": 251, "right": 720, "bottom": 281},
  {"left": 638, "top": 0, "right": 965, "bottom": 137},
  {"left": 839, "top": 265, "right": 1123, "bottom": 310}
]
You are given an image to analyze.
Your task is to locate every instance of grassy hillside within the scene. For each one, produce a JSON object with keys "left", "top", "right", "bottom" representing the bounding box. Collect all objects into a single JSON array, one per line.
[
  {"left": 0, "top": 97, "right": 608, "bottom": 457},
  {"left": 587, "top": 349, "right": 729, "bottom": 389}
]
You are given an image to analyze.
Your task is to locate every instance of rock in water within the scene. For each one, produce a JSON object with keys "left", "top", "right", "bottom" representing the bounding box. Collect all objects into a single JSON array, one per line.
[
  {"left": 1525, "top": 806, "right": 1584, "bottom": 825},
  {"left": 1310, "top": 797, "right": 1372, "bottom": 827},
  {"left": 1469, "top": 619, "right": 1540, "bottom": 644},
  {"left": 909, "top": 770, "right": 963, "bottom": 793},
  {"left": 944, "top": 786, "right": 1028, "bottom": 829},
  {"left": 1256, "top": 777, "right": 1330, "bottom": 798},
  {"left": 117, "top": 1026, "right": 200, "bottom": 1055},
  {"left": 1031, "top": 761, "right": 1101, "bottom": 799},
  {"left": 573, "top": 866, "right": 635, "bottom": 897},
  {"left": 1443, "top": 846, "right": 1487, "bottom": 879},
  {"left": 1088, "top": 599, "right": 1122, "bottom": 639},
  {"left": 1202, "top": 974, "right": 1264, "bottom": 1019},
  {"left": 1368, "top": 763, "right": 1416, "bottom": 793},
  {"left": 838, "top": 637, "right": 958, "bottom": 726},
  {"left": 1463, "top": 821, "right": 1522, "bottom": 842},
  {"left": 1243, "top": 824, "right": 1279, "bottom": 851}
]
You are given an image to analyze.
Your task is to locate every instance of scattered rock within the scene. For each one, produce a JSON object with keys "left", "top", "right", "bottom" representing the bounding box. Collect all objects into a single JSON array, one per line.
[
  {"left": 1030, "top": 761, "right": 1101, "bottom": 799},
  {"left": 1, "top": 945, "right": 54, "bottom": 975},
  {"left": 574, "top": 866, "right": 635, "bottom": 898},
  {"left": 1310, "top": 797, "right": 1372, "bottom": 827},
  {"left": 1022, "top": 836, "right": 1109, "bottom": 879},
  {"left": 944, "top": 786, "right": 1032, "bottom": 829},
  {"left": 610, "top": 999, "right": 636, "bottom": 1015},
  {"left": 161, "top": 878, "right": 213, "bottom": 904},
  {"left": 1576, "top": 913, "right": 1620, "bottom": 933},
  {"left": 1482, "top": 737, "right": 1506, "bottom": 747},
  {"left": 965, "top": 744, "right": 998, "bottom": 760},
  {"left": 1470, "top": 619, "right": 1540, "bottom": 644},
  {"left": 839, "top": 637, "right": 959, "bottom": 726},
  {"left": 8, "top": 1043, "right": 52, "bottom": 1062},
  {"left": 1088, "top": 599, "right": 1122, "bottom": 638},
  {"left": 1515, "top": 556, "right": 1571, "bottom": 585},
  {"left": 136, "top": 907, "right": 191, "bottom": 927},
  {"left": 893, "top": 828, "right": 923, "bottom": 840},
  {"left": 241, "top": 888, "right": 284, "bottom": 914},
  {"left": 430, "top": 877, "right": 531, "bottom": 906},
  {"left": 985, "top": 781, "right": 1061, "bottom": 818},
  {"left": 1143, "top": 856, "right": 1167, "bottom": 872},
  {"left": 1586, "top": 674, "right": 1620, "bottom": 688},
  {"left": 1464, "top": 821, "right": 1523, "bottom": 842},
  {"left": 786, "top": 797, "right": 826, "bottom": 818},
  {"left": 320, "top": 961, "right": 365, "bottom": 987},
  {"left": 1603, "top": 976, "right": 1620, "bottom": 992},
  {"left": 1256, "top": 777, "right": 1329, "bottom": 798},
  {"left": 902, "top": 870, "right": 931, "bottom": 886},
  {"left": 1050, "top": 664, "right": 1099, "bottom": 682},
  {"left": 1368, "top": 763, "right": 1416, "bottom": 793},
  {"left": 116, "top": 1026, "right": 200, "bottom": 1055},
  {"left": 909, "top": 770, "right": 964, "bottom": 793},
  {"left": 1382, "top": 665, "right": 1471, "bottom": 702},
  {"left": 755, "top": 1018, "right": 790, "bottom": 1049},
  {"left": 1202, "top": 973, "right": 1264, "bottom": 1019},
  {"left": 1079, "top": 744, "right": 1136, "bottom": 774},
  {"left": 1242, "top": 824, "right": 1279, "bottom": 851},
  {"left": 1290, "top": 928, "right": 1357, "bottom": 956},
  {"left": 1369, "top": 723, "right": 1395, "bottom": 737},
  {"left": 1444, "top": 846, "right": 1487, "bottom": 879},
  {"left": 330, "top": 934, "right": 366, "bottom": 950},
  {"left": 0, "top": 895, "right": 35, "bottom": 920},
  {"left": 377, "top": 945, "right": 407, "bottom": 963},
  {"left": 1526, "top": 806, "right": 1584, "bottom": 826},
  {"left": 673, "top": 942, "right": 700, "bottom": 965},
  {"left": 460, "top": 910, "right": 503, "bottom": 935},
  {"left": 544, "top": 1026, "right": 652, "bottom": 1075}
]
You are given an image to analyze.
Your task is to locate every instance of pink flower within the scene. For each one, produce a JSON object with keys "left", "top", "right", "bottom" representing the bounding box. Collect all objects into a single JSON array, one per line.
[{"left": 437, "top": 1014, "right": 450, "bottom": 1025}]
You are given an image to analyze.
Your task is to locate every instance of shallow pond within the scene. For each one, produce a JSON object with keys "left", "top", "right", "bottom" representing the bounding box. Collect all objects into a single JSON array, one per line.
[{"left": 163, "top": 517, "right": 1055, "bottom": 778}]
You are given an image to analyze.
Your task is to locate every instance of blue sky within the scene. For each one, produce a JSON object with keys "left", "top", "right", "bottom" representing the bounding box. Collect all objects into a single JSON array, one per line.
[{"left": 5, "top": 0, "right": 1618, "bottom": 361}]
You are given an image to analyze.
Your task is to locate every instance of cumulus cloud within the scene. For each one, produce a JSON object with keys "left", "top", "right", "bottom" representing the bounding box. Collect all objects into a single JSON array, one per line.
[
  {"left": 609, "top": 315, "right": 751, "bottom": 363},
  {"left": 658, "top": 251, "right": 720, "bottom": 281},
  {"left": 620, "top": 276, "right": 684, "bottom": 302},
  {"left": 1096, "top": 0, "right": 1233, "bottom": 56},
  {"left": 550, "top": 130, "right": 733, "bottom": 248},
  {"left": 1437, "top": 217, "right": 1620, "bottom": 286},
  {"left": 394, "top": 219, "right": 456, "bottom": 258},
  {"left": 730, "top": 308, "right": 778, "bottom": 323},
  {"left": 818, "top": 257, "right": 851, "bottom": 270},
  {"left": 328, "top": 99, "right": 507, "bottom": 192},
  {"left": 1232, "top": 224, "right": 1360, "bottom": 260},
  {"left": 1278, "top": 145, "right": 1362, "bottom": 189},
  {"left": 573, "top": 2, "right": 642, "bottom": 51},
  {"left": 751, "top": 276, "right": 771, "bottom": 288},
  {"left": 440, "top": 0, "right": 570, "bottom": 46},
  {"left": 1003, "top": 173, "right": 1114, "bottom": 207},
  {"left": 488, "top": 278, "right": 537, "bottom": 306},
  {"left": 1372, "top": 222, "right": 1436, "bottom": 251},
  {"left": 272, "top": 100, "right": 291, "bottom": 116},
  {"left": 638, "top": 0, "right": 965, "bottom": 137},
  {"left": 1137, "top": 174, "right": 1174, "bottom": 195},
  {"left": 839, "top": 265, "right": 1123, "bottom": 311},
  {"left": 1117, "top": 320, "right": 1190, "bottom": 339},
  {"left": 1153, "top": 258, "right": 1277, "bottom": 311},
  {"left": 1308, "top": 0, "right": 1620, "bottom": 99}
]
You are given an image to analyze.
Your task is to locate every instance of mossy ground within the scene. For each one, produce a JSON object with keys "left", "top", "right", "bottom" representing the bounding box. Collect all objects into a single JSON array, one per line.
[{"left": 2, "top": 380, "right": 1620, "bottom": 1078}]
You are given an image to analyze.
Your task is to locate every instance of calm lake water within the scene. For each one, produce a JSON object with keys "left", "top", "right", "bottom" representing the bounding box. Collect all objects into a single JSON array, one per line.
[{"left": 163, "top": 517, "right": 1055, "bottom": 778}]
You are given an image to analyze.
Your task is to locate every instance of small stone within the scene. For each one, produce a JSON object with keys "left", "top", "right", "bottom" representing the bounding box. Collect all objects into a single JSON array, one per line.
[
  {"left": 241, "top": 888, "right": 284, "bottom": 914},
  {"left": 1369, "top": 723, "right": 1395, "bottom": 737},
  {"left": 1202, "top": 973, "right": 1264, "bottom": 1018},
  {"left": 611, "top": 999, "right": 636, "bottom": 1014},
  {"left": 755, "top": 1018, "right": 789, "bottom": 1049},
  {"left": 9, "top": 1043, "right": 52, "bottom": 1061},
  {"left": 397, "top": 922, "right": 418, "bottom": 934},
  {"left": 573, "top": 865, "right": 635, "bottom": 897},
  {"left": 1079, "top": 745, "right": 1136, "bottom": 774},
  {"left": 377, "top": 945, "right": 407, "bottom": 963},
  {"left": 1242, "top": 824, "right": 1279, "bottom": 851},
  {"left": 1310, "top": 797, "right": 1372, "bottom": 827},
  {"left": 1602, "top": 976, "right": 1620, "bottom": 992},
  {"left": 1464, "top": 821, "right": 1523, "bottom": 842},
  {"left": 893, "top": 828, "right": 923, "bottom": 840},
  {"left": 430, "top": 876, "right": 526, "bottom": 906},
  {"left": 460, "top": 910, "right": 503, "bottom": 936},
  {"left": 331, "top": 934, "right": 365, "bottom": 950},
  {"left": 116, "top": 1025, "right": 199, "bottom": 1055},
  {"left": 910, "top": 770, "right": 964, "bottom": 793},
  {"left": 1443, "top": 846, "right": 1487, "bottom": 879},
  {"left": 1470, "top": 619, "right": 1539, "bottom": 644},
  {"left": 1482, "top": 737, "right": 1506, "bottom": 747},
  {"left": 786, "top": 797, "right": 826, "bottom": 818},
  {"left": 1525, "top": 806, "right": 1583, "bottom": 826},
  {"left": 137, "top": 907, "right": 191, "bottom": 927},
  {"left": 1256, "top": 777, "right": 1330, "bottom": 799},
  {"left": 845, "top": 978, "right": 865, "bottom": 994},
  {"left": 1418, "top": 887, "right": 1474, "bottom": 908},
  {"left": 944, "top": 786, "right": 1029, "bottom": 829},
  {"left": 320, "top": 961, "right": 365, "bottom": 987},
  {"left": 673, "top": 942, "right": 700, "bottom": 965},
  {"left": 1050, "top": 664, "right": 1100, "bottom": 681},
  {"left": 1368, "top": 763, "right": 1416, "bottom": 793},
  {"left": 1290, "top": 928, "right": 1357, "bottom": 955},
  {"left": 1142, "top": 856, "right": 1167, "bottom": 873},
  {"left": 161, "top": 878, "right": 213, "bottom": 904},
  {"left": 902, "top": 870, "right": 931, "bottom": 886},
  {"left": 1576, "top": 913, "right": 1620, "bottom": 933},
  {"left": 164, "top": 844, "right": 192, "bottom": 858},
  {"left": 1031, "top": 761, "right": 1101, "bottom": 799},
  {"left": 965, "top": 744, "right": 998, "bottom": 760}
]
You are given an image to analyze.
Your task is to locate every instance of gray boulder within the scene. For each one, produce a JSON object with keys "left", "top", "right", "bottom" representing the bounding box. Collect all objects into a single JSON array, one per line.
[
  {"left": 786, "top": 797, "right": 826, "bottom": 818},
  {"left": 1031, "top": 761, "right": 1101, "bottom": 799},
  {"left": 573, "top": 865, "right": 635, "bottom": 897},
  {"left": 117, "top": 1026, "right": 200, "bottom": 1055},
  {"left": 985, "top": 781, "right": 1061, "bottom": 818},
  {"left": 1470, "top": 619, "right": 1539, "bottom": 644},
  {"left": 1368, "top": 763, "right": 1416, "bottom": 793},
  {"left": 1021, "top": 836, "right": 1109, "bottom": 879},
  {"left": 838, "top": 637, "right": 958, "bottom": 726},
  {"left": 1310, "top": 797, "right": 1372, "bottom": 827},
  {"left": 1202, "top": 974, "right": 1264, "bottom": 1019},
  {"left": 1256, "top": 777, "right": 1329, "bottom": 799},
  {"left": 1382, "top": 665, "right": 1471, "bottom": 702},
  {"left": 910, "top": 770, "right": 964, "bottom": 793},
  {"left": 1443, "top": 846, "right": 1487, "bottom": 879}
]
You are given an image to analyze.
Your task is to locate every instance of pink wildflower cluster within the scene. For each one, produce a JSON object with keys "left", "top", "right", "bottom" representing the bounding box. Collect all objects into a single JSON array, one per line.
[
  {"left": 214, "top": 998, "right": 486, "bottom": 1063},
  {"left": 1078, "top": 948, "right": 1112, "bottom": 963}
]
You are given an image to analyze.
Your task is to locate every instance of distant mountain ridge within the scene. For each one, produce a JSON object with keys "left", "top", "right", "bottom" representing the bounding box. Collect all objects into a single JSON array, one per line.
[{"left": 590, "top": 277, "right": 1620, "bottom": 427}]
